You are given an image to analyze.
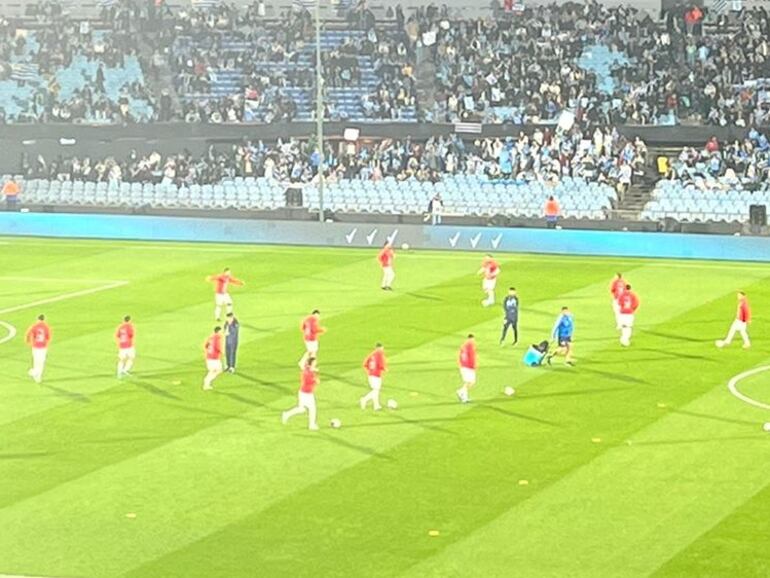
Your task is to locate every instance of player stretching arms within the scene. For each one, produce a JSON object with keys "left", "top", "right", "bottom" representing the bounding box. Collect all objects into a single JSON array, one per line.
[
  {"left": 360, "top": 343, "right": 387, "bottom": 411},
  {"left": 299, "top": 309, "right": 326, "bottom": 368},
  {"left": 456, "top": 334, "right": 477, "bottom": 403},
  {"left": 618, "top": 284, "right": 640, "bottom": 347},
  {"left": 202, "top": 326, "right": 224, "bottom": 391},
  {"left": 282, "top": 357, "right": 320, "bottom": 430},
  {"left": 206, "top": 268, "right": 245, "bottom": 321},
  {"left": 115, "top": 315, "right": 136, "bottom": 378},
  {"left": 610, "top": 273, "right": 625, "bottom": 330},
  {"left": 378, "top": 242, "right": 395, "bottom": 291},
  {"left": 25, "top": 314, "right": 51, "bottom": 383},
  {"left": 716, "top": 291, "right": 751, "bottom": 349},
  {"left": 500, "top": 287, "right": 519, "bottom": 345},
  {"left": 547, "top": 307, "right": 575, "bottom": 366},
  {"left": 478, "top": 255, "right": 500, "bottom": 307}
]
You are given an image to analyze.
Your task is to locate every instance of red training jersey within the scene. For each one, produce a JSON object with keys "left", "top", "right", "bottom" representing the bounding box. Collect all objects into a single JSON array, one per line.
[
  {"left": 364, "top": 349, "right": 387, "bottom": 377},
  {"left": 116, "top": 322, "right": 135, "bottom": 349},
  {"left": 737, "top": 298, "right": 751, "bottom": 323},
  {"left": 610, "top": 278, "right": 625, "bottom": 300},
  {"left": 211, "top": 273, "right": 243, "bottom": 295},
  {"left": 482, "top": 260, "right": 500, "bottom": 280},
  {"left": 378, "top": 246, "right": 395, "bottom": 268},
  {"left": 459, "top": 340, "right": 477, "bottom": 369},
  {"left": 204, "top": 333, "right": 223, "bottom": 360},
  {"left": 302, "top": 315, "right": 324, "bottom": 341},
  {"left": 300, "top": 367, "right": 318, "bottom": 393},
  {"left": 618, "top": 291, "right": 640, "bottom": 315},
  {"left": 26, "top": 321, "right": 51, "bottom": 349}
]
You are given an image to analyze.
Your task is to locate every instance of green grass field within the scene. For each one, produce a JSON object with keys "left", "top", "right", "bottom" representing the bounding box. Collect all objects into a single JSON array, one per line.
[{"left": 1, "top": 236, "right": 769, "bottom": 578}]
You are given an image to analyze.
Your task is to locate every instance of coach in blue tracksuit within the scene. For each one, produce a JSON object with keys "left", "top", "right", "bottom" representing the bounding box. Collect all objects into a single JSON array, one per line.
[
  {"left": 500, "top": 287, "right": 519, "bottom": 345},
  {"left": 224, "top": 312, "right": 240, "bottom": 373}
]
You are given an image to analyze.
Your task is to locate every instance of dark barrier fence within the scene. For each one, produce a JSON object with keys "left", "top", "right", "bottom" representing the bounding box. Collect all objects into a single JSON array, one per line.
[{"left": 0, "top": 121, "right": 755, "bottom": 174}]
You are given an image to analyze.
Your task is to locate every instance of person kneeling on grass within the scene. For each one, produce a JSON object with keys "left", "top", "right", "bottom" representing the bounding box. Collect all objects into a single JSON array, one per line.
[{"left": 523, "top": 341, "right": 550, "bottom": 367}]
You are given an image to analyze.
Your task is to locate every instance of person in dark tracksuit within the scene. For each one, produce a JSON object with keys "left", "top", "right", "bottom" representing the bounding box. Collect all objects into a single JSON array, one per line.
[
  {"left": 500, "top": 287, "right": 519, "bottom": 345},
  {"left": 224, "top": 312, "right": 240, "bottom": 373}
]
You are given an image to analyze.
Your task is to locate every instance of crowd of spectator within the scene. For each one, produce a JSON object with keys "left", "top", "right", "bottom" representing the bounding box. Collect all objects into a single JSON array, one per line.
[{"left": 665, "top": 129, "right": 770, "bottom": 188}]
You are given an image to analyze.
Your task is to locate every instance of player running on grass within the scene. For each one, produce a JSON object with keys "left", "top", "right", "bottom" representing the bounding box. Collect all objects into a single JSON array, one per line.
[
  {"left": 202, "top": 326, "right": 224, "bottom": 391},
  {"left": 618, "top": 284, "right": 640, "bottom": 347},
  {"left": 609, "top": 273, "right": 625, "bottom": 330},
  {"left": 25, "top": 314, "right": 51, "bottom": 384},
  {"left": 206, "top": 268, "right": 245, "bottom": 321},
  {"left": 478, "top": 255, "right": 500, "bottom": 307},
  {"left": 299, "top": 309, "right": 326, "bottom": 368},
  {"left": 456, "top": 334, "right": 477, "bottom": 403},
  {"left": 360, "top": 343, "right": 387, "bottom": 411},
  {"left": 378, "top": 242, "right": 395, "bottom": 291},
  {"left": 282, "top": 357, "right": 320, "bottom": 430},
  {"left": 716, "top": 291, "right": 751, "bottom": 349},
  {"left": 115, "top": 315, "right": 136, "bottom": 378},
  {"left": 547, "top": 307, "right": 575, "bottom": 366}
]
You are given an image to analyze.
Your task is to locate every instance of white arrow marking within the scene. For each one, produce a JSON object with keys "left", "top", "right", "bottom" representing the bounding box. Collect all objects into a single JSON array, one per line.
[
  {"left": 449, "top": 232, "right": 461, "bottom": 248},
  {"left": 366, "top": 229, "right": 379, "bottom": 246},
  {"left": 345, "top": 228, "right": 358, "bottom": 244},
  {"left": 491, "top": 234, "right": 502, "bottom": 250},
  {"left": 470, "top": 233, "right": 481, "bottom": 249},
  {"left": 387, "top": 229, "right": 399, "bottom": 245}
]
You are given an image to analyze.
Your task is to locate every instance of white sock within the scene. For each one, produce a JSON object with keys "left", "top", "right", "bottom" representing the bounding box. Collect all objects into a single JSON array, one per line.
[
  {"left": 284, "top": 406, "right": 305, "bottom": 421},
  {"left": 124, "top": 359, "right": 133, "bottom": 373},
  {"left": 214, "top": 306, "right": 222, "bottom": 320}
]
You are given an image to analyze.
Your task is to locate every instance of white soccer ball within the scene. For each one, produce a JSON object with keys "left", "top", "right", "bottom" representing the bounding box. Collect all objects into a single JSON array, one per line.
[
  {"left": 715, "top": 339, "right": 725, "bottom": 348},
  {"left": 329, "top": 418, "right": 342, "bottom": 429},
  {"left": 401, "top": 243, "right": 410, "bottom": 251},
  {"left": 504, "top": 386, "right": 515, "bottom": 397},
  {"left": 763, "top": 422, "right": 770, "bottom": 432},
  {"left": 387, "top": 399, "right": 398, "bottom": 410}
]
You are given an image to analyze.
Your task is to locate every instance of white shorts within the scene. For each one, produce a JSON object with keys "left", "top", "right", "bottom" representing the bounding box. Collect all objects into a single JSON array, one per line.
[
  {"left": 298, "top": 391, "right": 316, "bottom": 410},
  {"left": 206, "top": 359, "right": 223, "bottom": 372},
  {"left": 730, "top": 319, "right": 747, "bottom": 332},
  {"left": 367, "top": 375, "right": 382, "bottom": 390},
  {"left": 305, "top": 340, "right": 319, "bottom": 354},
  {"left": 32, "top": 348, "right": 47, "bottom": 365},
  {"left": 215, "top": 293, "right": 232, "bottom": 307},
  {"left": 618, "top": 313, "right": 635, "bottom": 328},
  {"left": 483, "top": 278, "right": 497, "bottom": 292},
  {"left": 460, "top": 367, "right": 476, "bottom": 384},
  {"left": 119, "top": 347, "right": 136, "bottom": 359}
]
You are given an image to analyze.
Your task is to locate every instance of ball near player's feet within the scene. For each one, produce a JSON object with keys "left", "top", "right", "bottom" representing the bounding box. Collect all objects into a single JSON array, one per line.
[
  {"left": 763, "top": 422, "right": 770, "bottom": 432},
  {"left": 387, "top": 398, "right": 398, "bottom": 409},
  {"left": 401, "top": 243, "right": 409, "bottom": 250},
  {"left": 330, "top": 418, "right": 342, "bottom": 429},
  {"left": 715, "top": 339, "right": 725, "bottom": 348},
  {"left": 504, "top": 386, "right": 515, "bottom": 397}
]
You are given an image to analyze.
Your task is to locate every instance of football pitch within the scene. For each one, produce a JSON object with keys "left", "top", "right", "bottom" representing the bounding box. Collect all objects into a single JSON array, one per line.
[{"left": 1, "top": 235, "right": 769, "bottom": 578}]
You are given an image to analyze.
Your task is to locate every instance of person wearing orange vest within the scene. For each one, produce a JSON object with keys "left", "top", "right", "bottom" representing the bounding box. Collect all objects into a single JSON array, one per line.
[
  {"left": 2, "top": 177, "right": 20, "bottom": 211},
  {"left": 544, "top": 195, "right": 560, "bottom": 228}
]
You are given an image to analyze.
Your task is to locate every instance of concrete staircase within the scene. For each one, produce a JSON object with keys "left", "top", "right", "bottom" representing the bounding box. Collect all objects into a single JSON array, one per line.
[{"left": 414, "top": 44, "right": 436, "bottom": 121}]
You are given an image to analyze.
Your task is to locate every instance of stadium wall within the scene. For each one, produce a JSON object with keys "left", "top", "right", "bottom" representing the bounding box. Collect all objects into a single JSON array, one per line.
[{"left": 2, "top": 212, "right": 770, "bottom": 263}]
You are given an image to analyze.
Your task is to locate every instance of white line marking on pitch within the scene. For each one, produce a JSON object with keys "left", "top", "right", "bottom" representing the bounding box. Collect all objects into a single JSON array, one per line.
[
  {"left": 0, "top": 276, "right": 127, "bottom": 284},
  {"left": 0, "top": 281, "right": 129, "bottom": 316},
  {"left": 0, "top": 320, "right": 17, "bottom": 345},
  {"left": 727, "top": 365, "right": 770, "bottom": 411},
  {"left": 0, "top": 574, "right": 78, "bottom": 578}
]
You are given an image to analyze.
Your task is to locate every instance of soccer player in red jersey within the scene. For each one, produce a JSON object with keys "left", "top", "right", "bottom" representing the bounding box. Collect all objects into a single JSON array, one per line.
[
  {"left": 609, "top": 273, "right": 625, "bottom": 330},
  {"left": 202, "top": 326, "right": 224, "bottom": 391},
  {"left": 478, "top": 255, "right": 500, "bottom": 307},
  {"left": 378, "top": 242, "right": 395, "bottom": 291},
  {"left": 360, "top": 342, "right": 387, "bottom": 411},
  {"left": 115, "top": 315, "right": 136, "bottom": 378},
  {"left": 456, "top": 334, "right": 477, "bottom": 403},
  {"left": 282, "top": 357, "right": 320, "bottom": 430},
  {"left": 618, "top": 284, "right": 640, "bottom": 347},
  {"left": 205, "top": 268, "right": 245, "bottom": 321},
  {"left": 25, "top": 314, "right": 51, "bottom": 383},
  {"left": 299, "top": 309, "right": 326, "bottom": 368},
  {"left": 717, "top": 291, "right": 751, "bottom": 349}
]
